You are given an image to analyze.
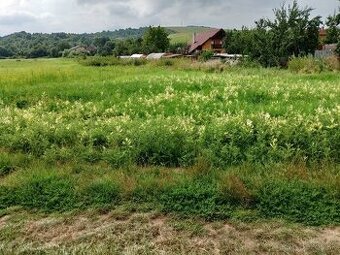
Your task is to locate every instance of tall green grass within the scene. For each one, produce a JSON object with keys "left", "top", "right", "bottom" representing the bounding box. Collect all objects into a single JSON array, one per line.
[
  {"left": 0, "top": 162, "right": 339, "bottom": 225},
  {"left": 0, "top": 59, "right": 339, "bottom": 225}
]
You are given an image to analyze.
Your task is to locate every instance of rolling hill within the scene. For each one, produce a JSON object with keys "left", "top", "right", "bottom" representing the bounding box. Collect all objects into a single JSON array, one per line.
[{"left": 167, "top": 26, "right": 214, "bottom": 44}]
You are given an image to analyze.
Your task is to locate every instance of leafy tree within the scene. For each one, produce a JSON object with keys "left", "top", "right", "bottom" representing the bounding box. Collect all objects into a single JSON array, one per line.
[
  {"left": 198, "top": 50, "right": 214, "bottom": 62},
  {"left": 113, "top": 40, "right": 129, "bottom": 56},
  {"left": 0, "top": 46, "right": 13, "bottom": 58},
  {"left": 325, "top": 2, "right": 340, "bottom": 56},
  {"left": 113, "top": 38, "right": 143, "bottom": 56},
  {"left": 0, "top": 27, "right": 150, "bottom": 59},
  {"left": 223, "top": 1, "right": 322, "bottom": 67},
  {"left": 264, "top": 1, "right": 321, "bottom": 61},
  {"left": 244, "top": 1, "right": 322, "bottom": 67},
  {"left": 94, "top": 37, "right": 114, "bottom": 56},
  {"left": 223, "top": 28, "right": 254, "bottom": 55},
  {"left": 142, "top": 26, "right": 170, "bottom": 54},
  {"left": 28, "top": 46, "right": 49, "bottom": 58},
  {"left": 168, "top": 42, "right": 188, "bottom": 54}
]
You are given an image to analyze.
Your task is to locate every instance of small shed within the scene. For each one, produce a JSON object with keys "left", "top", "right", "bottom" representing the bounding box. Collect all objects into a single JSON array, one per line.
[
  {"left": 164, "top": 54, "right": 183, "bottom": 59},
  {"left": 146, "top": 53, "right": 168, "bottom": 60},
  {"left": 119, "top": 56, "right": 131, "bottom": 59},
  {"left": 130, "top": 54, "right": 146, "bottom": 59}
]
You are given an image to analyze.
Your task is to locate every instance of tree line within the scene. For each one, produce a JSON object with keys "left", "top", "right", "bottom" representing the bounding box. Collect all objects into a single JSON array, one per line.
[
  {"left": 0, "top": 27, "right": 176, "bottom": 59},
  {"left": 224, "top": 1, "right": 340, "bottom": 67}
]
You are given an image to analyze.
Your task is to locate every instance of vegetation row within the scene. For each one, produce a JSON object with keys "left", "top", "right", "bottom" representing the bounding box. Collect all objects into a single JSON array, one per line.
[{"left": 0, "top": 157, "right": 339, "bottom": 226}]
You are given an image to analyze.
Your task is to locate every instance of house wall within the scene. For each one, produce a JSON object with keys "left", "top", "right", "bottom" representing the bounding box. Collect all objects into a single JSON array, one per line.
[{"left": 202, "top": 37, "right": 224, "bottom": 53}]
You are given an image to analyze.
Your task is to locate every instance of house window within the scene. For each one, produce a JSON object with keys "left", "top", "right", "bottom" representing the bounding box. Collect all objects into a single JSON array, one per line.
[{"left": 212, "top": 40, "right": 222, "bottom": 49}]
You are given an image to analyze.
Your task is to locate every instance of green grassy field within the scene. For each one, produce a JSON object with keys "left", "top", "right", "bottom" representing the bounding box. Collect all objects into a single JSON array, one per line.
[{"left": 0, "top": 58, "right": 339, "bottom": 253}]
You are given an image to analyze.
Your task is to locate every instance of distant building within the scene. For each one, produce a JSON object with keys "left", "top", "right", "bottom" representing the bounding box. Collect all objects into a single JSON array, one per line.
[
  {"left": 130, "top": 54, "right": 146, "bottom": 59},
  {"left": 315, "top": 44, "right": 337, "bottom": 58},
  {"left": 319, "top": 27, "right": 327, "bottom": 43},
  {"left": 146, "top": 53, "right": 168, "bottom": 60},
  {"left": 188, "top": 28, "right": 226, "bottom": 55}
]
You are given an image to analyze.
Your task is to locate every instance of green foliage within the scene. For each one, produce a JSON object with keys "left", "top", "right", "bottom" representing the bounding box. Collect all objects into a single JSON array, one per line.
[
  {"left": 113, "top": 38, "right": 143, "bottom": 56},
  {"left": 288, "top": 56, "right": 325, "bottom": 73},
  {"left": 262, "top": 1, "right": 322, "bottom": 60},
  {"left": 0, "top": 59, "right": 338, "bottom": 169},
  {"left": 94, "top": 37, "right": 115, "bottom": 56},
  {"left": 79, "top": 56, "right": 147, "bottom": 66},
  {"left": 0, "top": 155, "right": 14, "bottom": 177},
  {"left": 224, "top": 1, "right": 323, "bottom": 67},
  {"left": 223, "top": 28, "right": 254, "bottom": 55},
  {"left": 0, "top": 28, "right": 149, "bottom": 59},
  {"left": 4, "top": 174, "right": 77, "bottom": 212},
  {"left": 142, "top": 26, "right": 170, "bottom": 54},
  {"left": 160, "top": 181, "right": 232, "bottom": 220},
  {"left": 325, "top": 5, "right": 340, "bottom": 56},
  {"left": 168, "top": 42, "right": 188, "bottom": 54},
  {"left": 0, "top": 59, "right": 339, "bottom": 225},
  {"left": 0, "top": 163, "right": 339, "bottom": 225},
  {"left": 81, "top": 180, "right": 121, "bottom": 206},
  {"left": 198, "top": 50, "right": 214, "bottom": 62},
  {"left": 258, "top": 180, "right": 340, "bottom": 225},
  {"left": 325, "top": 11, "right": 340, "bottom": 45},
  {"left": 132, "top": 125, "right": 197, "bottom": 167},
  {"left": 0, "top": 46, "right": 13, "bottom": 58},
  {"left": 324, "top": 56, "right": 340, "bottom": 71}
]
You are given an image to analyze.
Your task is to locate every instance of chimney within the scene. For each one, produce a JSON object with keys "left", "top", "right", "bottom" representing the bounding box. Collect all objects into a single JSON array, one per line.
[{"left": 193, "top": 33, "right": 197, "bottom": 44}]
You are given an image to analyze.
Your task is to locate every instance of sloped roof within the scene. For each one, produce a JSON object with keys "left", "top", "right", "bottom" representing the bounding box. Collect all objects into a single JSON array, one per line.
[
  {"left": 146, "top": 53, "right": 167, "bottom": 59},
  {"left": 189, "top": 28, "right": 225, "bottom": 53},
  {"left": 130, "top": 54, "right": 146, "bottom": 58}
]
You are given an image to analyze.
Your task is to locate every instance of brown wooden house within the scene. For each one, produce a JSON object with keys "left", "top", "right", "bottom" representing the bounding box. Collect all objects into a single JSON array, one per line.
[
  {"left": 319, "top": 27, "right": 327, "bottom": 43},
  {"left": 188, "top": 28, "right": 226, "bottom": 54}
]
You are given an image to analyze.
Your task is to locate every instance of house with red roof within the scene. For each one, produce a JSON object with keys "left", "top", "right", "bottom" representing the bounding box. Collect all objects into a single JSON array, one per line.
[{"left": 188, "top": 28, "right": 226, "bottom": 54}]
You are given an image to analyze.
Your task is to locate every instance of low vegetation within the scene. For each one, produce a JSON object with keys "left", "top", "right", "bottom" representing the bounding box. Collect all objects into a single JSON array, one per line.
[
  {"left": 288, "top": 56, "right": 340, "bottom": 73},
  {"left": 0, "top": 59, "right": 339, "bottom": 227}
]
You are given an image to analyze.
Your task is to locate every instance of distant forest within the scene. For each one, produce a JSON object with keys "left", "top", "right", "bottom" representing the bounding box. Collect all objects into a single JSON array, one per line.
[{"left": 0, "top": 27, "right": 178, "bottom": 58}]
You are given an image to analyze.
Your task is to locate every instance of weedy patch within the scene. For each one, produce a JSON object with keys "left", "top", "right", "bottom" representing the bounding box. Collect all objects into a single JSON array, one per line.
[{"left": 0, "top": 59, "right": 339, "bottom": 227}]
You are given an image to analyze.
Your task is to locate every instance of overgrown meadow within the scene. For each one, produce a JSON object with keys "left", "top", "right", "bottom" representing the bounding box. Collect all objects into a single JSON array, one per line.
[{"left": 0, "top": 58, "right": 339, "bottom": 225}]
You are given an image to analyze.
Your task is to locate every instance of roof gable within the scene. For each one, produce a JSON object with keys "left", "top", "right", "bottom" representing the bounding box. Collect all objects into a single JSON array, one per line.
[{"left": 189, "top": 28, "right": 225, "bottom": 53}]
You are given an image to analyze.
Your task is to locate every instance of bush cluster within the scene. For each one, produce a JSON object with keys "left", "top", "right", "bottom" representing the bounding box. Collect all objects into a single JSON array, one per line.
[
  {"left": 0, "top": 165, "right": 339, "bottom": 225},
  {"left": 79, "top": 56, "right": 147, "bottom": 67},
  {"left": 288, "top": 56, "right": 340, "bottom": 73}
]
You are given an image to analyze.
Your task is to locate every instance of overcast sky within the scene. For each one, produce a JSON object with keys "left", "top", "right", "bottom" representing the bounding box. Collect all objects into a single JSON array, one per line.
[{"left": 0, "top": 0, "right": 338, "bottom": 35}]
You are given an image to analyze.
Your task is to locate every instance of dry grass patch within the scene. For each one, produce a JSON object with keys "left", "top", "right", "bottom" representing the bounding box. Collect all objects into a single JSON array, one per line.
[{"left": 0, "top": 209, "right": 339, "bottom": 255}]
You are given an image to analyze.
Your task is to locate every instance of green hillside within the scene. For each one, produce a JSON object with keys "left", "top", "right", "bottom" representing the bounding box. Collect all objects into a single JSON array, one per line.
[
  {"left": 167, "top": 26, "right": 214, "bottom": 44},
  {"left": 0, "top": 26, "right": 214, "bottom": 58}
]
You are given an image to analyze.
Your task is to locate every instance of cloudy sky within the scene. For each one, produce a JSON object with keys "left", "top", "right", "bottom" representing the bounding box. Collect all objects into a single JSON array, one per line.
[{"left": 0, "top": 0, "right": 338, "bottom": 35}]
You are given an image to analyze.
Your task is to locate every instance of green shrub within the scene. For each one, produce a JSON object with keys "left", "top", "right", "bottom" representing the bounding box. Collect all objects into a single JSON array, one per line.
[
  {"left": 81, "top": 180, "right": 121, "bottom": 207},
  {"left": 218, "top": 173, "right": 254, "bottom": 207},
  {"left": 198, "top": 50, "right": 214, "bottom": 62},
  {"left": 133, "top": 127, "right": 197, "bottom": 167},
  {"left": 160, "top": 181, "right": 232, "bottom": 220},
  {"left": 0, "top": 186, "right": 17, "bottom": 209},
  {"left": 0, "top": 155, "right": 15, "bottom": 177},
  {"left": 191, "top": 60, "right": 226, "bottom": 73},
  {"left": 257, "top": 180, "right": 340, "bottom": 225},
  {"left": 16, "top": 176, "right": 76, "bottom": 212},
  {"left": 324, "top": 56, "right": 340, "bottom": 71},
  {"left": 79, "top": 56, "right": 147, "bottom": 67},
  {"left": 237, "top": 57, "right": 262, "bottom": 68},
  {"left": 288, "top": 57, "right": 325, "bottom": 73},
  {"left": 150, "top": 59, "right": 175, "bottom": 67}
]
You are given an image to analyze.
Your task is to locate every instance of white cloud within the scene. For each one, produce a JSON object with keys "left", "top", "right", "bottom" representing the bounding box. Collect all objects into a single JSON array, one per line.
[{"left": 0, "top": 0, "right": 338, "bottom": 35}]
